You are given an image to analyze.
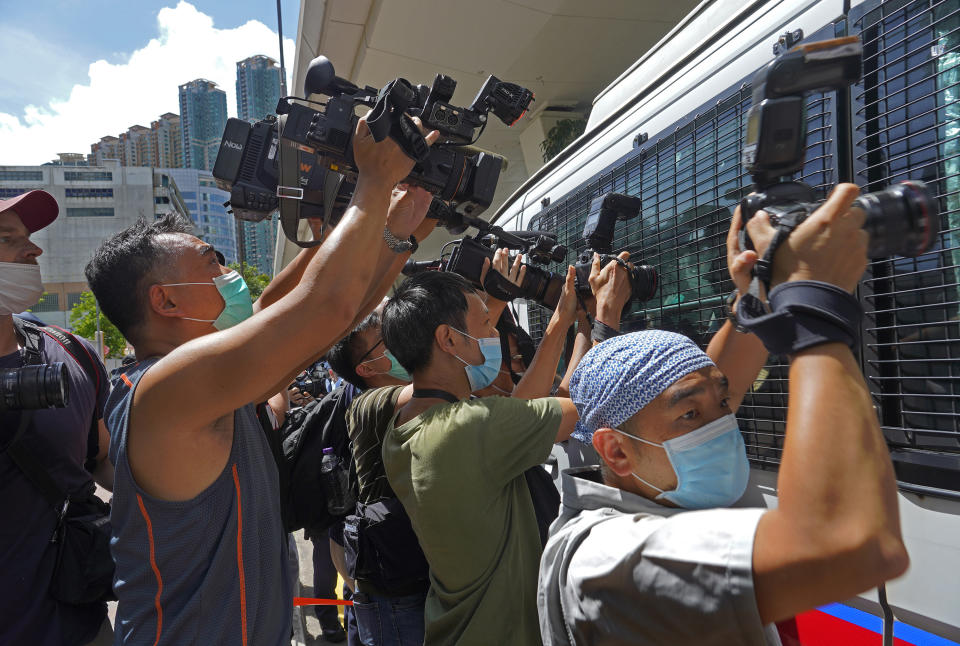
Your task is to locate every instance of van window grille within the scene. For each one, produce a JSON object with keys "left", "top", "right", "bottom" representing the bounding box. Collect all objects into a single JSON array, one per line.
[
  {"left": 852, "top": 0, "right": 960, "bottom": 456},
  {"left": 528, "top": 72, "right": 838, "bottom": 469}
]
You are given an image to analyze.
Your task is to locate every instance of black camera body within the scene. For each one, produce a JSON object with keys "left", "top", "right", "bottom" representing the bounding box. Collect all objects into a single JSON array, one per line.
[
  {"left": 213, "top": 56, "right": 534, "bottom": 245},
  {"left": 573, "top": 193, "right": 658, "bottom": 304},
  {"left": 740, "top": 36, "right": 938, "bottom": 263}
]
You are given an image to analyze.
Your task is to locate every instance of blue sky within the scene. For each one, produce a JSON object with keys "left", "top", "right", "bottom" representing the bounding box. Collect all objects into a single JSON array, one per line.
[
  {"left": 0, "top": 0, "right": 299, "bottom": 116},
  {"left": 0, "top": 1, "right": 298, "bottom": 164}
]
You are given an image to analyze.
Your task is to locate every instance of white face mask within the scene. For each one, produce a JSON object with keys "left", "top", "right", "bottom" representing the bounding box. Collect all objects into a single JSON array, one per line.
[{"left": 0, "top": 262, "right": 43, "bottom": 315}]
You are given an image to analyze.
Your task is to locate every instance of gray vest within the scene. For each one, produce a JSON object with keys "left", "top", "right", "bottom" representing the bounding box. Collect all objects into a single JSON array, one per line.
[{"left": 106, "top": 359, "right": 291, "bottom": 645}]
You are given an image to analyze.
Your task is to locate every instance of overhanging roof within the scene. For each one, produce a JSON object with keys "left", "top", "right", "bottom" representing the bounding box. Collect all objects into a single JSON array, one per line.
[{"left": 277, "top": 0, "right": 699, "bottom": 271}]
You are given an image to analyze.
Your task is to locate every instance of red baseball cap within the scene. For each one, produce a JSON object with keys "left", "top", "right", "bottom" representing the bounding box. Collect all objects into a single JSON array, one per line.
[{"left": 0, "top": 190, "right": 59, "bottom": 232}]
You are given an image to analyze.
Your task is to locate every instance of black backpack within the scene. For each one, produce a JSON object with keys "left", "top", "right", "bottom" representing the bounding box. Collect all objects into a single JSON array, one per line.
[{"left": 258, "top": 384, "right": 357, "bottom": 536}]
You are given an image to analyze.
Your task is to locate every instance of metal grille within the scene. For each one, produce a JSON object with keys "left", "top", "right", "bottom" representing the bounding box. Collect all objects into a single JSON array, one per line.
[
  {"left": 528, "top": 77, "right": 838, "bottom": 469},
  {"left": 853, "top": 0, "right": 960, "bottom": 453}
]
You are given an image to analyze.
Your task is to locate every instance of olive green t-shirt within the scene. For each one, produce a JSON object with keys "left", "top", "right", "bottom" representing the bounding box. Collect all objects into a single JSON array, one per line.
[{"left": 382, "top": 395, "right": 562, "bottom": 646}]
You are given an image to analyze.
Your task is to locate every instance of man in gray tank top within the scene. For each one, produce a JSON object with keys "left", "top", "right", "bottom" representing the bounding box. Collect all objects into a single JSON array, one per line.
[{"left": 84, "top": 117, "right": 439, "bottom": 645}]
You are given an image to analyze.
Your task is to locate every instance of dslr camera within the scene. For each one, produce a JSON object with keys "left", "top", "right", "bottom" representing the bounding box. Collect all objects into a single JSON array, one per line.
[
  {"left": 213, "top": 56, "right": 533, "bottom": 246},
  {"left": 574, "top": 192, "right": 658, "bottom": 304},
  {"left": 1, "top": 363, "right": 69, "bottom": 411},
  {"left": 739, "top": 35, "right": 938, "bottom": 275}
]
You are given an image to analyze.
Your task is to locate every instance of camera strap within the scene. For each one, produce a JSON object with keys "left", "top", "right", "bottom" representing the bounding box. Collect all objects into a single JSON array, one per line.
[
  {"left": 276, "top": 121, "right": 325, "bottom": 249},
  {"left": 736, "top": 281, "right": 861, "bottom": 356},
  {"left": 482, "top": 269, "right": 525, "bottom": 302}
]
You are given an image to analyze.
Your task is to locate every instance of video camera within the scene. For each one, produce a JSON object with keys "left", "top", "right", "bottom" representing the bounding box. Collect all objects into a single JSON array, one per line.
[
  {"left": 739, "top": 35, "right": 938, "bottom": 281},
  {"left": 404, "top": 192, "right": 660, "bottom": 311},
  {"left": 213, "top": 56, "right": 534, "bottom": 247},
  {"left": 574, "top": 193, "right": 658, "bottom": 304},
  {"left": 1, "top": 363, "right": 69, "bottom": 411},
  {"left": 403, "top": 200, "right": 569, "bottom": 309}
]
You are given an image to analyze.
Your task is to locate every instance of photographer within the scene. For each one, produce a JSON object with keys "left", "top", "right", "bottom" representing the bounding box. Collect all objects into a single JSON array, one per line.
[
  {"left": 84, "top": 117, "right": 437, "bottom": 645},
  {"left": 0, "top": 191, "right": 114, "bottom": 646},
  {"left": 538, "top": 185, "right": 909, "bottom": 645},
  {"left": 376, "top": 262, "right": 614, "bottom": 646}
]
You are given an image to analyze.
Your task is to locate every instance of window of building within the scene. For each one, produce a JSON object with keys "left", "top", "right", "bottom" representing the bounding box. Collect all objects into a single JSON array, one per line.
[
  {"left": 63, "top": 171, "right": 112, "bottom": 181},
  {"left": 181, "top": 191, "right": 197, "bottom": 200},
  {"left": 155, "top": 196, "right": 170, "bottom": 204},
  {"left": 66, "top": 207, "right": 115, "bottom": 217},
  {"left": 31, "top": 293, "right": 59, "bottom": 312},
  {"left": 65, "top": 188, "right": 114, "bottom": 198},
  {"left": 0, "top": 188, "right": 33, "bottom": 199},
  {"left": 66, "top": 292, "right": 84, "bottom": 310},
  {"left": 0, "top": 170, "right": 43, "bottom": 181}
]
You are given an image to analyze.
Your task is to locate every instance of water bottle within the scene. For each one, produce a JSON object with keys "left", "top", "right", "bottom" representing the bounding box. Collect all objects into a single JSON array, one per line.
[{"left": 320, "top": 447, "right": 354, "bottom": 516}]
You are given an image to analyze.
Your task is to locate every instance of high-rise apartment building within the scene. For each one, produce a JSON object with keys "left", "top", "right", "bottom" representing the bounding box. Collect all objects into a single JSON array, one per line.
[
  {"left": 118, "top": 124, "right": 154, "bottom": 167},
  {"left": 89, "top": 113, "right": 182, "bottom": 169},
  {"left": 235, "top": 56, "right": 282, "bottom": 275},
  {"left": 151, "top": 113, "right": 182, "bottom": 168},
  {"left": 178, "top": 79, "right": 228, "bottom": 171},
  {"left": 89, "top": 136, "right": 120, "bottom": 165},
  {"left": 236, "top": 55, "right": 281, "bottom": 123}
]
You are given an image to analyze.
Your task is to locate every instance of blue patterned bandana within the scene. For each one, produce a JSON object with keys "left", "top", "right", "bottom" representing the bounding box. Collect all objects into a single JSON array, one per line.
[{"left": 569, "top": 330, "right": 715, "bottom": 443}]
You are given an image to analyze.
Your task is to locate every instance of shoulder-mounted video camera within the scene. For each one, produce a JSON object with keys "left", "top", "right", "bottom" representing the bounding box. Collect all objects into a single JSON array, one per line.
[
  {"left": 739, "top": 35, "right": 939, "bottom": 290},
  {"left": 403, "top": 199, "right": 569, "bottom": 308},
  {"left": 212, "top": 56, "right": 534, "bottom": 247}
]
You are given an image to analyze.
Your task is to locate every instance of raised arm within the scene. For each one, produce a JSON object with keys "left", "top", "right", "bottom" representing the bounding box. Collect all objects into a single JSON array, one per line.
[
  {"left": 704, "top": 207, "right": 769, "bottom": 411},
  {"left": 512, "top": 266, "right": 577, "bottom": 398},
  {"left": 135, "top": 119, "right": 437, "bottom": 434},
  {"left": 749, "top": 184, "right": 908, "bottom": 623}
]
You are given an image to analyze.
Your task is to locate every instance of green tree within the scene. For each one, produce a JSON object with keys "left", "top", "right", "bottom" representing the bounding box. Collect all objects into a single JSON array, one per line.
[
  {"left": 540, "top": 118, "right": 588, "bottom": 163},
  {"left": 68, "top": 292, "right": 127, "bottom": 359},
  {"left": 228, "top": 262, "right": 272, "bottom": 302}
]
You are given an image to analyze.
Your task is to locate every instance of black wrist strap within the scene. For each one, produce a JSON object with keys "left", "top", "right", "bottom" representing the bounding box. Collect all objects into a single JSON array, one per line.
[
  {"left": 736, "top": 281, "right": 862, "bottom": 356},
  {"left": 591, "top": 319, "right": 621, "bottom": 344},
  {"left": 482, "top": 270, "right": 524, "bottom": 302},
  {"left": 412, "top": 389, "right": 460, "bottom": 404}
]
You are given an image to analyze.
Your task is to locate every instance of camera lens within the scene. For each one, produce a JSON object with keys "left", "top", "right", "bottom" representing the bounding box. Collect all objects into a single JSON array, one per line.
[
  {"left": 0, "top": 362, "right": 70, "bottom": 411},
  {"left": 630, "top": 265, "right": 659, "bottom": 303},
  {"left": 856, "top": 180, "right": 939, "bottom": 258}
]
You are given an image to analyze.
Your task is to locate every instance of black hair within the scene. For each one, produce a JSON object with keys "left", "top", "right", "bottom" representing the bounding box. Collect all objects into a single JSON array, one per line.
[
  {"left": 84, "top": 213, "right": 193, "bottom": 344},
  {"left": 382, "top": 272, "right": 475, "bottom": 375},
  {"left": 327, "top": 309, "right": 382, "bottom": 390}
]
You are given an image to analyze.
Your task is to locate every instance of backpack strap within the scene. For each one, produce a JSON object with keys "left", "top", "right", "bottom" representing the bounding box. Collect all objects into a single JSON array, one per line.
[{"left": 14, "top": 318, "right": 104, "bottom": 471}]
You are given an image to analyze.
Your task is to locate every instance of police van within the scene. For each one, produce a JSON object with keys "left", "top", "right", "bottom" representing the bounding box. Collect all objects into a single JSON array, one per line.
[{"left": 493, "top": 0, "right": 959, "bottom": 642}]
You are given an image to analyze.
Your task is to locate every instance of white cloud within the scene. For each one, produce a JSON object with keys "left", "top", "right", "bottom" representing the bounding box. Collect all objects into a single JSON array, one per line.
[{"left": 0, "top": 1, "right": 294, "bottom": 165}]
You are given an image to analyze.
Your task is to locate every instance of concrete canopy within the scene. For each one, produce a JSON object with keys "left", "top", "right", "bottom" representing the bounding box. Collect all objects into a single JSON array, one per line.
[{"left": 276, "top": 0, "right": 699, "bottom": 271}]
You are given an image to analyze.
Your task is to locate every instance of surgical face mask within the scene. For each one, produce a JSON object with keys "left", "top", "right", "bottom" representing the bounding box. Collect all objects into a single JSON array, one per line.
[
  {"left": 614, "top": 413, "right": 749, "bottom": 509},
  {"left": 362, "top": 349, "right": 411, "bottom": 381},
  {"left": 0, "top": 262, "right": 43, "bottom": 315},
  {"left": 163, "top": 270, "right": 253, "bottom": 330},
  {"left": 451, "top": 327, "right": 502, "bottom": 391}
]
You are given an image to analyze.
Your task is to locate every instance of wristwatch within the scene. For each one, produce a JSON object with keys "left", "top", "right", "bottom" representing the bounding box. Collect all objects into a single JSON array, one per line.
[
  {"left": 724, "top": 289, "right": 749, "bottom": 334},
  {"left": 383, "top": 227, "right": 418, "bottom": 253}
]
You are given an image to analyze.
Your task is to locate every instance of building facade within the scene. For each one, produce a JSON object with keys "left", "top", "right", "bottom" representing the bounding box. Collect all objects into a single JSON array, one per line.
[
  {"left": 159, "top": 167, "right": 237, "bottom": 264},
  {"left": 178, "top": 79, "right": 228, "bottom": 171},
  {"left": 0, "top": 162, "right": 189, "bottom": 328},
  {"left": 118, "top": 124, "right": 154, "bottom": 167}
]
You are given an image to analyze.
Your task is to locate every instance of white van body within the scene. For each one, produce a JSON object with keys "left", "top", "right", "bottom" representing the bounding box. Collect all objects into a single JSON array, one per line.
[{"left": 494, "top": 0, "right": 960, "bottom": 642}]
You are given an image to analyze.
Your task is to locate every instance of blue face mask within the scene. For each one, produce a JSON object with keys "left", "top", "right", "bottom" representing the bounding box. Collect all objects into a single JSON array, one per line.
[
  {"left": 361, "top": 349, "right": 411, "bottom": 382},
  {"left": 614, "top": 413, "right": 749, "bottom": 509},
  {"left": 451, "top": 328, "right": 502, "bottom": 392},
  {"left": 164, "top": 270, "right": 254, "bottom": 331}
]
